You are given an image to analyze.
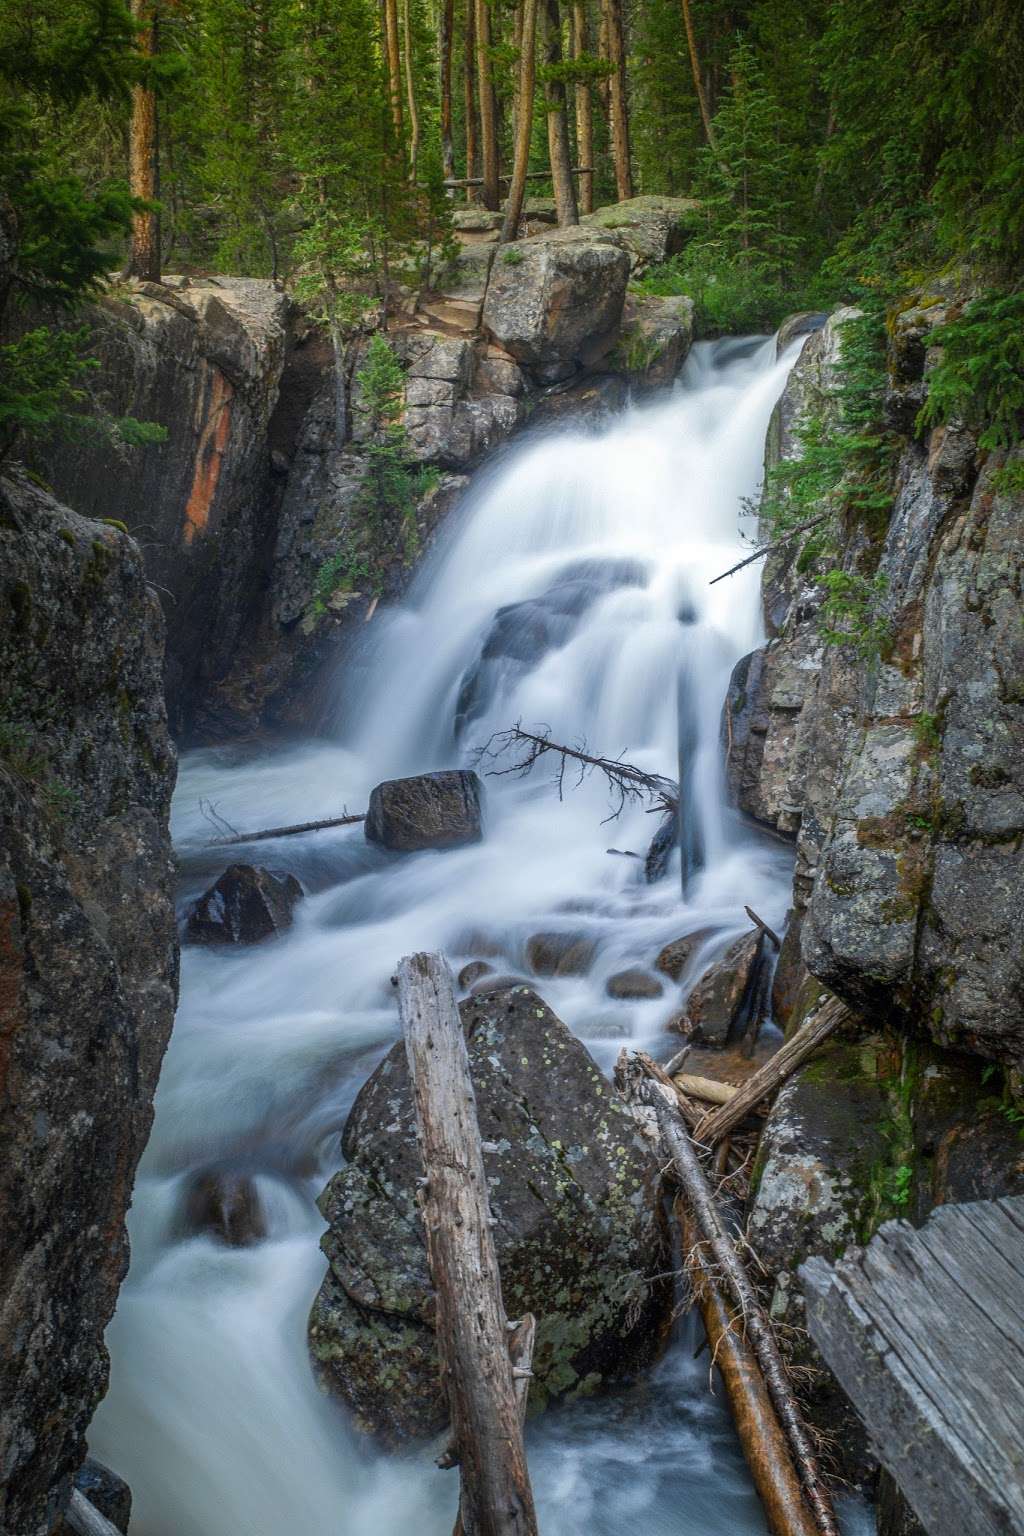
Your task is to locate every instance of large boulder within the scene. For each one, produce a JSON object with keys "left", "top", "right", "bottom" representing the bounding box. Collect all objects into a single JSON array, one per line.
[
  {"left": 612, "top": 292, "right": 695, "bottom": 393},
  {"left": 580, "top": 195, "right": 699, "bottom": 271},
  {"left": 364, "top": 769, "right": 483, "bottom": 852},
  {"left": 184, "top": 863, "right": 303, "bottom": 944},
  {"left": 682, "top": 930, "right": 763, "bottom": 1045},
  {"left": 0, "top": 471, "right": 177, "bottom": 1536},
  {"left": 482, "top": 228, "right": 631, "bottom": 381},
  {"left": 308, "top": 985, "right": 670, "bottom": 1440}
]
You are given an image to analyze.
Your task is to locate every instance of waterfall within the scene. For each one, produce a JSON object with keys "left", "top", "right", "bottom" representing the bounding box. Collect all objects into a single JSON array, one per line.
[{"left": 90, "top": 335, "right": 872, "bottom": 1536}]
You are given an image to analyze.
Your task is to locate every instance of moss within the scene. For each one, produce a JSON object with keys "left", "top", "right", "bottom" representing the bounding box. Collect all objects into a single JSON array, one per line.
[{"left": 58, "top": 528, "right": 76, "bottom": 547}]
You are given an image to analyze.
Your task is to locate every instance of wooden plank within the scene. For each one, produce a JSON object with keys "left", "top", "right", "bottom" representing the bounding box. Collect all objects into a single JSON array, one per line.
[
  {"left": 801, "top": 1198, "right": 1024, "bottom": 1536},
  {"left": 397, "top": 953, "right": 539, "bottom": 1536}
]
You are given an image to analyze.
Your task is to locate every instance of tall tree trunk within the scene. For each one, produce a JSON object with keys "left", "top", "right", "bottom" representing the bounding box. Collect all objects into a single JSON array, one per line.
[
  {"left": 571, "top": 0, "right": 594, "bottom": 213},
  {"left": 475, "top": 0, "right": 500, "bottom": 209},
  {"left": 681, "top": 0, "right": 717, "bottom": 151},
  {"left": 463, "top": 0, "right": 479, "bottom": 200},
  {"left": 439, "top": 0, "right": 455, "bottom": 179},
  {"left": 501, "top": 0, "right": 539, "bottom": 241},
  {"left": 402, "top": 0, "right": 420, "bottom": 179},
  {"left": 384, "top": 0, "right": 404, "bottom": 138},
  {"left": 543, "top": 0, "right": 578, "bottom": 226},
  {"left": 125, "top": 0, "right": 160, "bottom": 281},
  {"left": 602, "top": 0, "right": 632, "bottom": 200},
  {"left": 596, "top": 4, "right": 610, "bottom": 115}
]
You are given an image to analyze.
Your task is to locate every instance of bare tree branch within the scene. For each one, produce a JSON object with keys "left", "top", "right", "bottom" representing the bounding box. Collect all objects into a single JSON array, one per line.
[{"left": 474, "top": 723, "right": 678, "bottom": 824}]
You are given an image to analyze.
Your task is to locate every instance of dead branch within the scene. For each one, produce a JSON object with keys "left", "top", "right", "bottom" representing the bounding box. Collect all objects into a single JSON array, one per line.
[
  {"left": 695, "top": 996, "right": 850, "bottom": 1147},
  {"left": 397, "top": 952, "right": 538, "bottom": 1536},
  {"left": 644, "top": 1082, "right": 840, "bottom": 1536},
  {"left": 475, "top": 723, "right": 677, "bottom": 823},
  {"left": 678, "top": 1204, "right": 820, "bottom": 1536},
  {"left": 745, "top": 906, "right": 782, "bottom": 950},
  {"left": 199, "top": 799, "right": 240, "bottom": 839},
  {"left": 206, "top": 809, "right": 366, "bottom": 847},
  {"left": 708, "top": 514, "right": 829, "bottom": 586}
]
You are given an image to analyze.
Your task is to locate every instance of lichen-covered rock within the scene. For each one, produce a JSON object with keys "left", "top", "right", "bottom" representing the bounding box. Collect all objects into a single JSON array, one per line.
[
  {"left": 184, "top": 863, "right": 303, "bottom": 944},
  {"left": 0, "top": 471, "right": 177, "bottom": 1536},
  {"left": 364, "top": 769, "right": 483, "bottom": 852},
  {"left": 308, "top": 985, "right": 670, "bottom": 1440},
  {"left": 482, "top": 227, "right": 631, "bottom": 381},
  {"left": 580, "top": 194, "right": 699, "bottom": 271},
  {"left": 34, "top": 277, "right": 289, "bottom": 736}
]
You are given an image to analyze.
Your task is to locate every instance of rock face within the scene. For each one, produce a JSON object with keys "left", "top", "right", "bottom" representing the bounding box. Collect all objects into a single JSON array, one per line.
[
  {"left": 483, "top": 229, "right": 631, "bottom": 382},
  {"left": 35, "top": 277, "right": 289, "bottom": 736},
  {"left": 364, "top": 770, "right": 484, "bottom": 852},
  {"left": 308, "top": 985, "right": 670, "bottom": 1440},
  {"left": 184, "top": 863, "right": 303, "bottom": 944},
  {"left": 0, "top": 471, "right": 177, "bottom": 1536},
  {"left": 580, "top": 194, "right": 699, "bottom": 271},
  {"left": 614, "top": 293, "right": 695, "bottom": 393}
]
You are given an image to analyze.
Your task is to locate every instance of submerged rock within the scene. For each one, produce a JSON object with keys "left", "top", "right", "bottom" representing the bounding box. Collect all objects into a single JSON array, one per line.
[
  {"left": 364, "top": 769, "right": 483, "bottom": 852},
  {"left": 308, "top": 985, "right": 670, "bottom": 1440},
  {"left": 457, "top": 959, "right": 494, "bottom": 991},
  {"left": 181, "top": 1170, "right": 267, "bottom": 1247},
  {"left": 185, "top": 864, "right": 303, "bottom": 945},
  {"left": 525, "top": 931, "right": 597, "bottom": 977},
  {"left": 654, "top": 928, "right": 716, "bottom": 983},
  {"left": 606, "top": 968, "right": 664, "bottom": 1000}
]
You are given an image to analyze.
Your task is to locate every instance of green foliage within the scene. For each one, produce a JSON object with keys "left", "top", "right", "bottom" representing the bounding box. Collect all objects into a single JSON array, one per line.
[
  {"left": 917, "top": 292, "right": 1024, "bottom": 450},
  {"left": 635, "top": 249, "right": 818, "bottom": 335},
  {"left": 501, "top": 247, "right": 524, "bottom": 267}
]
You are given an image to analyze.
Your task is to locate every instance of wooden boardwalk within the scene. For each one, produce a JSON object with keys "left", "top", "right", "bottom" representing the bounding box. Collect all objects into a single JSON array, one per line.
[{"left": 802, "top": 1196, "right": 1024, "bottom": 1536}]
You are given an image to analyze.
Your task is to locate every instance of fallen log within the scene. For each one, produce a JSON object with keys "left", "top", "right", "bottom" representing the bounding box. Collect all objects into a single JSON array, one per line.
[
  {"left": 207, "top": 810, "right": 366, "bottom": 847},
  {"left": 397, "top": 952, "right": 539, "bottom": 1536},
  {"left": 674, "top": 1073, "right": 738, "bottom": 1108},
  {"left": 65, "top": 1490, "right": 125, "bottom": 1536},
  {"left": 744, "top": 905, "right": 781, "bottom": 950},
  {"left": 645, "top": 1085, "right": 840, "bottom": 1536},
  {"left": 694, "top": 996, "right": 849, "bottom": 1147},
  {"left": 680, "top": 1206, "right": 820, "bottom": 1536},
  {"left": 707, "top": 513, "right": 829, "bottom": 586}
]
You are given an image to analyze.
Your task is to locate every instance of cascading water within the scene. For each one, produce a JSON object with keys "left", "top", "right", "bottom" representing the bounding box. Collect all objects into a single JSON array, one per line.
[{"left": 90, "top": 336, "right": 872, "bottom": 1535}]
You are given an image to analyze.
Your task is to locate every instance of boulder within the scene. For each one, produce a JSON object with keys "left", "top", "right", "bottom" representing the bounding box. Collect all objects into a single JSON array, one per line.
[
  {"left": 482, "top": 227, "right": 631, "bottom": 380},
  {"left": 613, "top": 293, "right": 695, "bottom": 392},
  {"left": 55, "top": 1459, "right": 132, "bottom": 1535},
  {"left": 364, "top": 769, "right": 483, "bottom": 852},
  {"left": 654, "top": 927, "right": 716, "bottom": 983},
  {"left": 580, "top": 195, "right": 699, "bottom": 270},
  {"left": 181, "top": 1170, "right": 267, "bottom": 1247},
  {"left": 526, "top": 931, "right": 597, "bottom": 976},
  {"left": 308, "top": 985, "right": 671, "bottom": 1439},
  {"left": 0, "top": 472, "right": 177, "bottom": 1536},
  {"left": 457, "top": 959, "right": 494, "bottom": 991},
  {"left": 606, "top": 968, "right": 664, "bottom": 1000},
  {"left": 184, "top": 864, "right": 303, "bottom": 945},
  {"left": 684, "top": 930, "right": 762, "bottom": 1045}
]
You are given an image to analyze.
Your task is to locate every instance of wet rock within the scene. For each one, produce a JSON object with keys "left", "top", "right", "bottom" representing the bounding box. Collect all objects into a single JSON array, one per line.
[
  {"left": 654, "top": 928, "right": 716, "bottom": 983},
  {"left": 526, "top": 931, "right": 597, "bottom": 977},
  {"left": 606, "top": 968, "right": 664, "bottom": 1000},
  {"left": 55, "top": 1458, "right": 132, "bottom": 1535},
  {"left": 614, "top": 293, "right": 695, "bottom": 392},
  {"left": 469, "top": 971, "right": 531, "bottom": 996},
  {"left": 685, "top": 931, "right": 762, "bottom": 1046},
  {"left": 643, "top": 807, "right": 678, "bottom": 883},
  {"left": 185, "top": 864, "right": 303, "bottom": 945},
  {"left": 365, "top": 770, "right": 484, "bottom": 853},
  {"left": 182, "top": 1170, "right": 267, "bottom": 1247},
  {"left": 775, "top": 310, "right": 828, "bottom": 353},
  {"left": 457, "top": 959, "right": 494, "bottom": 991},
  {"left": 308, "top": 986, "right": 671, "bottom": 1439},
  {"left": 0, "top": 472, "right": 177, "bottom": 1536},
  {"left": 482, "top": 227, "right": 631, "bottom": 380}
]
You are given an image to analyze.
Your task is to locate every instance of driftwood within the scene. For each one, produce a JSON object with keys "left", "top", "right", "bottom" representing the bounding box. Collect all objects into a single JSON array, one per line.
[
  {"left": 65, "top": 1491, "right": 125, "bottom": 1536},
  {"left": 397, "top": 953, "right": 538, "bottom": 1536},
  {"left": 675, "top": 1073, "right": 738, "bottom": 1107},
  {"left": 206, "top": 810, "right": 366, "bottom": 847},
  {"left": 645, "top": 1086, "right": 840, "bottom": 1536},
  {"left": 695, "top": 996, "right": 849, "bottom": 1147},
  {"left": 680, "top": 1207, "right": 820, "bottom": 1536},
  {"left": 708, "top": 513, "right": 829, "bottom": 586},
  {"left": 477, "top": 724, "right": 677, "bottom": 820}
]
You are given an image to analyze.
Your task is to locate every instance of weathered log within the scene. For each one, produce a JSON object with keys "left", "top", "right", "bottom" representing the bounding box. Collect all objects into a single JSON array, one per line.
[
  {"left": 694, "top": 996, "right": 849, "bottom": 1146},
  {"left": 645, "top": 1085, "right": 840, "bottom": 1536},
  {"left": 744, "top": 905, "right": 781, "bottom": 950},
  {"left": 207, "top": 811, "right": 366, "bottom": 847},
  {"left": 634, "top": 1050, "right": 701, "bottom": 1129},
  {"left": 397, "top": 953, "right": 539, "bottom": 1536},
  {"left": 680, "top": 1206, "right": 820, "bottom": 1536},
  {"left": 65, "top": 1490, "right": 125, "bottom": 1536},
  {"left": 674, "top": 1073, "right": 738, "bottom": 1107},
  {"left": 436, "top": 1313, "right": 536, "bottom": 1473}
]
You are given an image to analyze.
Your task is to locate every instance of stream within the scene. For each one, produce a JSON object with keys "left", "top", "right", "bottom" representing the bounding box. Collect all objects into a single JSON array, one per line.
[{"left": 91, "top": 336, "right": 873, "bottom": 1535}]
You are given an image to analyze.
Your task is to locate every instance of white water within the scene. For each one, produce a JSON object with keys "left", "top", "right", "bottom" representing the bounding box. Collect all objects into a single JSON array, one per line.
[{"left": 91, "top": 338, "right": 872, "bottom": 1535}]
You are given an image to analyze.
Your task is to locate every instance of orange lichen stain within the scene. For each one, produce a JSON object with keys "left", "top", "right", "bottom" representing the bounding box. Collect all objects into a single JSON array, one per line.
[{"left": 183, "top": 367, "right": 234, "bottom": 545}]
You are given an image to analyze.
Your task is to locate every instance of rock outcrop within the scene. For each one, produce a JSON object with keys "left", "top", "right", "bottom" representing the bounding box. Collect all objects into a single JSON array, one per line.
[
  {"left": 0, "top": 471, "right": 177, "bottom": 1536},
  {"left": 308, "top": 985, "right": 670, "bottom": 1440}
]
